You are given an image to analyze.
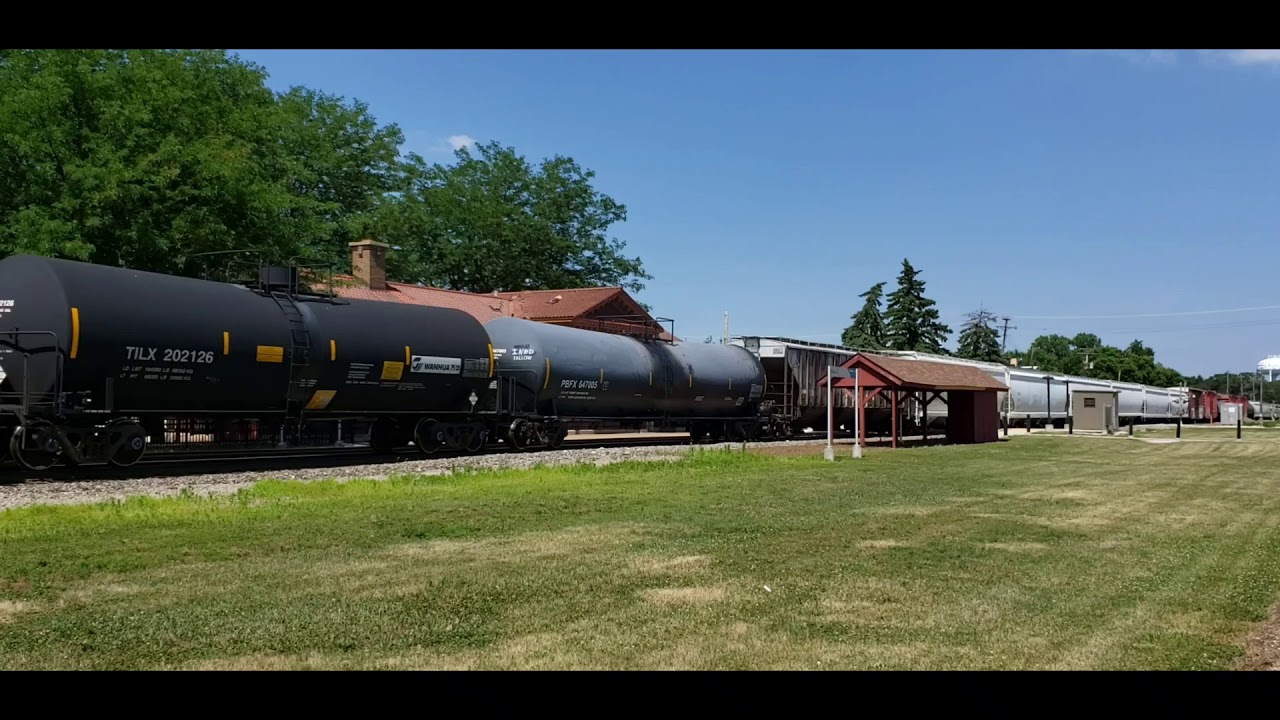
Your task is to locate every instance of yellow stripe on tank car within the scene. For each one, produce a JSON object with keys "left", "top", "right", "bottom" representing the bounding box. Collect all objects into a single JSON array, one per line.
[
  {"left": 488, "top": 343, "right": 494, "bottom": 377},
  {"left": 405, "top": 345, "right": 411, "bottom": 366},
  {"left": 257, "top": 345, "right": 285, "bottom": 363},
  {"left": 70, "top": 307, "right": 80, "bottom": 359},
  {"left": 599, "top": 368, "right": 604, "bottom": 383},
  {"left": 330, "top": 339, "right": 336, "bottom": 361},
  {"left": 543, "top": 358, "right": 551, "bottom": 390},
  {"left": 306, "top": 390, "right": 337, "bottom": 410},
  {"left": 223, "top": 332, "right": 230, "bottom": 355}
]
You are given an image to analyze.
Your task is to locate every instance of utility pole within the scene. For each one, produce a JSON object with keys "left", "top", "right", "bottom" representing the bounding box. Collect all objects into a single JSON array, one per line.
[
  {"left": 999, "top": 316, "right": 1016, "bottom": 352},
  {"left": 723, "top": 311, "right": 729, "bottom": 345}
]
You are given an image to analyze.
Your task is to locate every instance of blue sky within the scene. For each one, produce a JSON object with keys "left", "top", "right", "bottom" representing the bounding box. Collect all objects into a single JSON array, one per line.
[{"left": 233, "top": 49, "right": 1280, "bottom": 377}]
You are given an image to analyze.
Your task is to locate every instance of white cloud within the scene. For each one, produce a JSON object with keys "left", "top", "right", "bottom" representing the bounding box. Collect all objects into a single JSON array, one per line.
[
  {"left": 1075, "top": 49, "right": 1179, "bottom": 66},
  {"left": 400, "top": 133, "right": 482, "bottom": 157},
  {"left": 1127, "top": 49, "right": 1179, "bottom": 65},
  {"left": 1081, "top": 49, "right": 1280, "bottom": 71},
  {"left": 447, "top": 134, "right": 477, "bottom": 151},
  {"left": 1219, "top": 49, "right": 1280, "bottom": 65}
]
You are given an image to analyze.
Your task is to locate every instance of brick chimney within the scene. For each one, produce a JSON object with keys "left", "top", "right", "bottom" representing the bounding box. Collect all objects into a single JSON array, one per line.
[{"left": 349, "top": 239, "right": 389, "bottom": 290}]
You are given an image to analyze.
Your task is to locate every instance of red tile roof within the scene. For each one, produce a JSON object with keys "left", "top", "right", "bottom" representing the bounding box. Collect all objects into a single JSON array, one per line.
[
  {"left": 319, "top": 275, "right": 677, "bottom": 340},
  {"left": 821, "top": 353, "right": 1009, "bottom": 392},
  {"left": 865, "top": 354, "right": 1008, "bottom": 391},
  {"left": 321, "top": 276, "right": 515, "bottom": 322},
  {"left": 493, "top": 287, "right": 624, "bottom": 321}
]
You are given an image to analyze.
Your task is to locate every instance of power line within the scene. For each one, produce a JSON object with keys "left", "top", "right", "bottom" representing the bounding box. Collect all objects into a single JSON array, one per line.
[
  {"left": 1023, "top": 317, "right": 1280, "bottom": 335},
  {"left": 1014, "top": 304, "right": 1280, "bottom": 320}
]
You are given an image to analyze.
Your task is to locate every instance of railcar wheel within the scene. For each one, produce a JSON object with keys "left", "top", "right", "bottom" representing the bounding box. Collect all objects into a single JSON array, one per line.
[
  {"left": 414, "top": 418, "right": 440, "bottom": 455},
  {"left": 465, "top": 423, "right": 487, "bottom": 454},
  {"left": 547, "top": 422, "right": 567, "bottom": 449},
  {"left": 10, "top": 422, "right": 61, "bottom": 471},
  {"left": 104, "top": 420, "right": 147, "bottom": 467},
  {"left": 440, "top": 424, "right": 462, "bottom": 450},
  {"left": 506, "top": 419, "right": 531, "bottom": 451},
  {"left": 370, "top": 420, "right": 400, "bottom": 454}
]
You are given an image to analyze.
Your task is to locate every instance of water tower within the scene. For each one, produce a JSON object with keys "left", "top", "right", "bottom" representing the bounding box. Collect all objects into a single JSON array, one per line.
[{"left": 1259, "top": 355, "right": 1280, "bottom": 381}]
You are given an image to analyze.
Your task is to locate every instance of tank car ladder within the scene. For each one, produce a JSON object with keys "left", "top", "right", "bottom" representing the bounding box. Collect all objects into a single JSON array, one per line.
[{"left": 268, "top": 291, "right": 313, "bottom": 425}]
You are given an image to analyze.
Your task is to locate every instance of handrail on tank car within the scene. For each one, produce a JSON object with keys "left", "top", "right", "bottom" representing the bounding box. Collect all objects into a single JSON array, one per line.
[
  {"left": 0, "top": 330, "right": 65, "bottom": 417},
  {"left": 286, "top": 254, "right": 347, "bottom": 303},
  {"left": 187, "top": 249, "right": 267, "bottom": 283}
]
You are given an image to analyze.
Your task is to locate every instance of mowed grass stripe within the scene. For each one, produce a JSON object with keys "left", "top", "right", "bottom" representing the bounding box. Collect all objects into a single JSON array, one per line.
[{"left": 1, "top": 434, "right": 1280, "bottom": 670}]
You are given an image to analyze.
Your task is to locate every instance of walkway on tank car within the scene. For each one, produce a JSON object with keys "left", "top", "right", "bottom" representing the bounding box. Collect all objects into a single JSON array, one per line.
[{"left": 818, "top": 353, "right": 1010, "bottom": 447}]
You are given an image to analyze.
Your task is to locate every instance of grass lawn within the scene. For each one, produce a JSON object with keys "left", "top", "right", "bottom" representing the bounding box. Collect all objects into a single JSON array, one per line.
[{"left": 2, "top": 433, "right": 1280, "bottom": 670}]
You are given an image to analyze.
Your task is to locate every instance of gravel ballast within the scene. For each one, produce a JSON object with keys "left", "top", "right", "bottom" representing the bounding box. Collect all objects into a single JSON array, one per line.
[{"left": 0, "top": 439, "right": 836, "bottom": 512}]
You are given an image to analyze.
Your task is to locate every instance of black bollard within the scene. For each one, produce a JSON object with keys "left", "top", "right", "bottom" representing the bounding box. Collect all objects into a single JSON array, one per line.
[
  {"left": 1237, "top": 415, "right": 1242, "bottom": 441},
  {"left": 1128, "top": 421, "right": 1133, "bottom": 437},
  {"left": 1176, "top": 417, "right": 1182, "bottom": 439},
  {"left": 1068, "top": 414, "right": 1073, "bottom": 435}
]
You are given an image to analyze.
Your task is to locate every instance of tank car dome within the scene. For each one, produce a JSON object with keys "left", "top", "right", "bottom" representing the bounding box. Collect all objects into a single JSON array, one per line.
[{"left": 1259, "top": 356, "right": 1280, "bottom": 371}]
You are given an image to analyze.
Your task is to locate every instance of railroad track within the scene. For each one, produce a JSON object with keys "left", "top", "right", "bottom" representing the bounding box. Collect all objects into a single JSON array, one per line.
[{"left": 2, "top": 432, "right": 821, "bottom": 484}]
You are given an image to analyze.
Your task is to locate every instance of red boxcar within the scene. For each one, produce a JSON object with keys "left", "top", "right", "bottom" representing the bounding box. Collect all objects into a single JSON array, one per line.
[{"left": 1185, "top": 388, "right": 1217, "bottom": 423}]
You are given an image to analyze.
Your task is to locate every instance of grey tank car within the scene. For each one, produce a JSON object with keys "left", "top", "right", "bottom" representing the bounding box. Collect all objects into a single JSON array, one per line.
[{"left": 482, "top": 317, "right": 767, "bottom": 449}]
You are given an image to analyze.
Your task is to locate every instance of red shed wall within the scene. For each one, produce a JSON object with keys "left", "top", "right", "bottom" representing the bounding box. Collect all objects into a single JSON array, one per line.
[{"left": 946, "top": 391, "right": 1000, "bottom": 444}]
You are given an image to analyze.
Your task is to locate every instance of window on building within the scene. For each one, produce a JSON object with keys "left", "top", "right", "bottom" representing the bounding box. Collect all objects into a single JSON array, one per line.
[{"left": 1084, "top": 397, "right": 1096, "bottom": 408}]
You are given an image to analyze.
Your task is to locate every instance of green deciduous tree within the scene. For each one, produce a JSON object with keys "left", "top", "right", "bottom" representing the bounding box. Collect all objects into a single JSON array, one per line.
[
  {"left": 373, "top": 141, "right": 649, "bottom": 294},
  {"left": 1015, "top": 331, "right": 1187, "bottom": 387},
  {"left": 956, "top": 307, "right": 1003, "bottom": 362},
  {"left": 0, "top": 49, "right": 650, "bottom": 298},
  {"left": 1025, "top": 334, "right": 1077, "bottom": 374},
  {"left": 883, "top": 259, "right": 951, "bottom": 354},
  {"left": 0, "top": 49, "right": 401, "bottom": 275},
  {"left": 841, "top": 281, "right": 888, "bottom": 350}
]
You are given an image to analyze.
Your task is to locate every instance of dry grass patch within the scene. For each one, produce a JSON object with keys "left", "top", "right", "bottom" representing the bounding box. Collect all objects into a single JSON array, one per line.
[
  {"left": 980, "top": 541, "right": 1049, "bottom": 552},
  {"left": 639, "top": 586, "right": 729, "bottom": 607},
  {"left": 0, "top": 600, "right": 34, "bottom": 623},
  {"left": 386, "top": 522, "right": 651, "bottom": 563},
  {"left": 859, "top": 539, "right": 912, "bottom": 549},
  {"left": 1241, "top": 599, "right": 1280, "bottom": 670},
  {"left": 630, "top": 554, "right": 713, "bottom": 575}
]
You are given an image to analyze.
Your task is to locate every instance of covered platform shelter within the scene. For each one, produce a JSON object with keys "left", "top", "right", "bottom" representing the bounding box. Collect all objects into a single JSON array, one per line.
[{"left": 817, "top": 353, "right": 1010, "bottom": 447}]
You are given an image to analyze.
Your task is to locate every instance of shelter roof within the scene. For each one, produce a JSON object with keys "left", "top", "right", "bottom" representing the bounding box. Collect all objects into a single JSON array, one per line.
[{"left": 818, "top": 353, "right": 1010, "bottom": 392}]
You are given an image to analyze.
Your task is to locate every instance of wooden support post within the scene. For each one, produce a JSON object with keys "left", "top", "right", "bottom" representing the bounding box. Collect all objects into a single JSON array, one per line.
[
  {"left": 922, "top": 391, "right": 928, "bottom": 445},
  {"left": 858, "top": 387, "right": 866, "bottom": 449},
  {"left": 891, "top": 388, "right": 898, "bottom": 449}
]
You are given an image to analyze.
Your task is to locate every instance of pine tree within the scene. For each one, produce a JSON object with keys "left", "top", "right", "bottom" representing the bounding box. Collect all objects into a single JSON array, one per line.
[
  {"left": 840, "top": 281, "right": 888, "bottom": 350},
  {"left": 883, "top": 258, "right": 951, "bottom": 354},
  {"left": 956, "top": 307, "right": 1003, "bottom": 362}
]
